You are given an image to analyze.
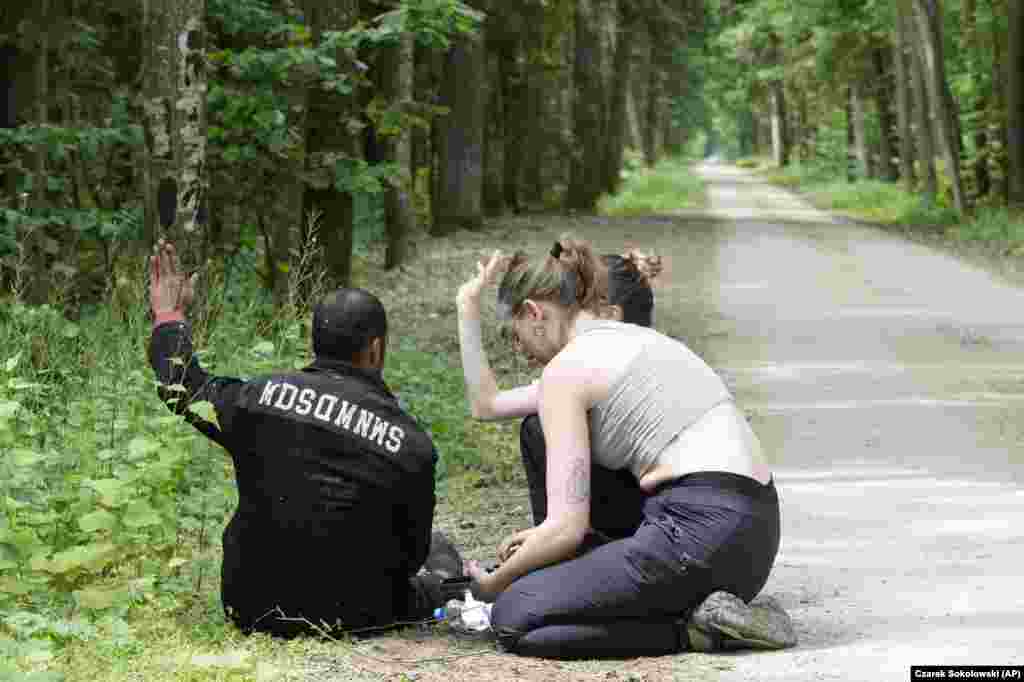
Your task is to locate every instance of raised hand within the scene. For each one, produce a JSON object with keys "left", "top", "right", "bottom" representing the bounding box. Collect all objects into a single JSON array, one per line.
[
  {"left": 149, "top": 240, "right": 197, "bottom": 317},
  {"left": 456, "top": 250, "right": 510, "bottom": 310}
]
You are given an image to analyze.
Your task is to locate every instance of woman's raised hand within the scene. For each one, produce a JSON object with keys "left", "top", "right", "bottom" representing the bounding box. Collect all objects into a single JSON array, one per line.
[{"left": 456, "top": 250, "right": 509, "bottom": 310}]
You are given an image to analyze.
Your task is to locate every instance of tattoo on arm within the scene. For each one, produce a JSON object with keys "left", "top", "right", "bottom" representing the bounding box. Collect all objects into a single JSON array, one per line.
[{"left": 566, "top": 458, "right": 590, "bottom": 504}]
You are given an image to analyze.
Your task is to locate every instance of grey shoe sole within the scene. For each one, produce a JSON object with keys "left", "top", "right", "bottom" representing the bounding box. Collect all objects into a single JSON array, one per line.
[{"left": 688, "top": 591, "right": 798, "bottom": 651}]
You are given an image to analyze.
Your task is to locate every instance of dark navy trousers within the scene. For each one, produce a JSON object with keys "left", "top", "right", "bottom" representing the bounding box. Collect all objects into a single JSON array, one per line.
[{"left": 495, "top": 416, "right": 781, "bottom": 659}]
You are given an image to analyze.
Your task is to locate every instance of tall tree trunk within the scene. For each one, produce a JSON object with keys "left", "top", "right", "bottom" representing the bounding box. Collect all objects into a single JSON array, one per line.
[
  {"left": 642, "top": 39, "right": 660, "bottom": 167},
  {"left": 796, "top": 91, "right": 811, "bottom": 162},
  {"left": 851, "top": 81, "right": 872, "bottom": 179},
  {"left": 873, "top": 47, "right": 898, "bottom": 182},
  {"left": 24, "top": 0, "right": 51, "bottom": 304},
  {"left": 302, "top": 0, "right": 358, "bottom": 287},
  {"left": 911, "top": 0, "right": 967, "bottom": 213},
  {"left": 991, "top": 0, "right": 1010, "bottom": 203},
  {"left": 769, "top": 81, "right": 789, "bottom": 167},
  {"left": 141, "top": 0, "right": 208, "bottom": 265},
  {"left": 385, "top": 32, "right": 415, "bottom": 270},
  {"left": 906, "top": 3, "right": 938, "bottom": 202},
  {"left": 963, "top": 0, "right": 991, "bottom": 199},
  {"left": 845, "top": 90, "right": 856, "bottom": 181},
  {"left": 433, "top": 32, "right": 486, "bottom": 233},
  {"left": 604, "top": 4, "right": 636, "bottom": 195},
  {"left": 894, "top": 7, "right": 917, "bottom": 190},
  {"left": 519, "top": 4, "right": 547, "bottom": 208},
  {"left": 568, "top": 0, "right": 609, "bottom": 210},
  {"left": 482, "top": 44, "right": 505, "bottom": 217},
  {"left": 499, "top": 40, "right": 524, "bottom": 213},
  {"left": 1008, "top": 0, "right": 1024, "bottom": 205}
]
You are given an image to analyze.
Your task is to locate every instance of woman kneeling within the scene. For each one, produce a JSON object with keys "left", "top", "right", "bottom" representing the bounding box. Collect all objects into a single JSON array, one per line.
[{"left": 455, "top": 236, "right": 795, "bottom": 659}]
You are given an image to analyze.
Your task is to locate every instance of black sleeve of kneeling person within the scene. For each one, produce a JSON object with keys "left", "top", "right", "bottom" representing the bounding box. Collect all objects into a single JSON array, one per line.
[
  {"left": 397, "top": 447, "right": 438, "bottom": 578},
  {"left": 148, "top": 320, "right": 243, "bottom": 448}
]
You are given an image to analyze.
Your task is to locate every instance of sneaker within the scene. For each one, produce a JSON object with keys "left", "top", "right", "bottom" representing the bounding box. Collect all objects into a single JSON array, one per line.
[
  {"left": 423, "top": 531, "right": 463, "bottom": 580},
  {"left": 685, "top": 591, "right": 797, "bottom": 651}
]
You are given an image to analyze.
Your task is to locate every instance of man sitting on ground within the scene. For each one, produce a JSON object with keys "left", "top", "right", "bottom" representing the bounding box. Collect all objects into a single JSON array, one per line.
[{"left": 147, "top": 240, "right": 461, "bottom": 638}]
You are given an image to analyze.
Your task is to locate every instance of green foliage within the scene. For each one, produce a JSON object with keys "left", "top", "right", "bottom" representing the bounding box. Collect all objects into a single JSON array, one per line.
[
  {"left": 949, "top": 208, "right": 1024, "bottom": 247},
  {"left": 762, "top": 168, "right": 961, "bottom": 228},
  {"left": 598, "top": 159, "right": 707, "bottom": 216},
  {"left": 0, "top": 302, "right": 235, "bottom": 670}
]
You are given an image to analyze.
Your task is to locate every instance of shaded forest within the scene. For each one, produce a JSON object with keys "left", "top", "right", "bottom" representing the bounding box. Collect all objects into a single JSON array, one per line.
[{"left": 1, "top": 0, "right": 1023, "bottom": 677}]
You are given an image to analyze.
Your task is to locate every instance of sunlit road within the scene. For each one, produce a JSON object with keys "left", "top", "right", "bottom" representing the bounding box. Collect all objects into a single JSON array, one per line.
[{"left": 597, "top": 163, "right": 1024, "bottom": 680}]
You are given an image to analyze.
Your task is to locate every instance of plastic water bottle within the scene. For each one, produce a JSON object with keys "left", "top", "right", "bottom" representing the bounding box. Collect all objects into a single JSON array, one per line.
[{"left": 433, "top": 599, "right": 464, "bottom": 625}]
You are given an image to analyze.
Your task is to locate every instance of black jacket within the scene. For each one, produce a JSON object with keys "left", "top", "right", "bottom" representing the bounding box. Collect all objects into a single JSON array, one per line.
[{"left": 149, "top": 320, "right": 437, "bottom": 635}]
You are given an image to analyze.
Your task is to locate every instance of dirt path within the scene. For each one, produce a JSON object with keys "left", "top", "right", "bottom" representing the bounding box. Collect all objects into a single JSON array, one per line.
[
  {"left": 294, "top": 163, "right": 1024, "bottom": 681},
  {"left": 655, "top": 163, "right": 1024, "bottom": 681}
]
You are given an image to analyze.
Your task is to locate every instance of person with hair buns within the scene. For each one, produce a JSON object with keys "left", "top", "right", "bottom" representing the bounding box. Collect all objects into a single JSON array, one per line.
[{"left": 455, "top": 236, "right": 795, "bottom": 659}]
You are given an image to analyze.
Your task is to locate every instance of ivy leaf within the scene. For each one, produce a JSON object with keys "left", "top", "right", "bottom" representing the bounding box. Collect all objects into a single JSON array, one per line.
[{"left": 79, "top": 510, "right": 118, "bottom": 533}]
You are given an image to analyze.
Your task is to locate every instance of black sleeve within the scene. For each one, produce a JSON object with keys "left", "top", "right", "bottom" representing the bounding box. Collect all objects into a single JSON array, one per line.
[
  {"left": 148, "top": 320, "right": 244, "bottom": 449},
  {"left": 395, "top": 447, "right": 438, "bottom": 578}
]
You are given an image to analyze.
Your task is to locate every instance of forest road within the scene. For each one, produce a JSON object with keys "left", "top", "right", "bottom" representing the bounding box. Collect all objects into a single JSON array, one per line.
[{"left": 600, "top": 162, "right": 1024, "bottom": 681}]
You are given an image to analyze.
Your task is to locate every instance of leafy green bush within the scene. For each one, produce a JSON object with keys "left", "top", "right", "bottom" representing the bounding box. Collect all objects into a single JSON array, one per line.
[{"left": 598, "top": 158, "right": 707, "bottom": 215}]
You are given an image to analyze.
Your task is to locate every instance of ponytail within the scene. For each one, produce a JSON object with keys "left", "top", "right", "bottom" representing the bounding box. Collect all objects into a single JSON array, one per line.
[{"left": 496, "top": 234, "right": 609, "bottom": 319}]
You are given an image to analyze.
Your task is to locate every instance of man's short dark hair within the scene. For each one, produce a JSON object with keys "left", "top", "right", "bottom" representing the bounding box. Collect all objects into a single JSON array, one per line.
[{"left": 312, "top": 288, "right": 388, "bottom": 361}]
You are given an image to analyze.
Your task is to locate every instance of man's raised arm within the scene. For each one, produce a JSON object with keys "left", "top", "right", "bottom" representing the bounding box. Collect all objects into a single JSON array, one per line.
[{"left": 147, "top": 240, "right": 242, "bottom": 447}]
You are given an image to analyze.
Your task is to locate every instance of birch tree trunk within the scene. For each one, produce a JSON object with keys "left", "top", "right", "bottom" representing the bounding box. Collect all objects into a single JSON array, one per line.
[
  {"left": 141, "top": 0, "right": 207, "bottom": 260},
  {"left": 910, "top": 0, "right": 966, "bottom": 213}
]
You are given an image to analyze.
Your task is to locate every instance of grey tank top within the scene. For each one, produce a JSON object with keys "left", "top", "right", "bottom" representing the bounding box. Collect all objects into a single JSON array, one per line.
[{"left": 576, "top": 319, "right": 733, "bottom": 478}]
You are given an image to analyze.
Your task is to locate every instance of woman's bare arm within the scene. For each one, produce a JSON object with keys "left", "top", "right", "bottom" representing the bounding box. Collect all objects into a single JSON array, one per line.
[
  {"left": 474, "top": 353, "right": 596, "bottom": 594},
  {"left": 456, "top": 251, "right": 540, "bottom": 421}
]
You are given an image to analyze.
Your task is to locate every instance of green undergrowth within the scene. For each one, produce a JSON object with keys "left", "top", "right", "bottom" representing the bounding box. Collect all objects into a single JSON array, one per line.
[
  {"left": 598, "top": 157, "right": 707, "bottom": 216},
  {"left": 753, "top": 160, "right": 1024, "bottom": 254},
  {"left": 0, "top": 249, "right": 510, "bottom": 680}
]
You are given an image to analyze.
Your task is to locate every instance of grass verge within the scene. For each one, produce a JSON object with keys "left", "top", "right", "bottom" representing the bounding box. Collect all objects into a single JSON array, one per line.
[
  {"left": 746, "top": 159, "right": 1024, "bottom": 263},
  {"left": 598, "top": 158, "right": 707, "bottom": 216}
]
